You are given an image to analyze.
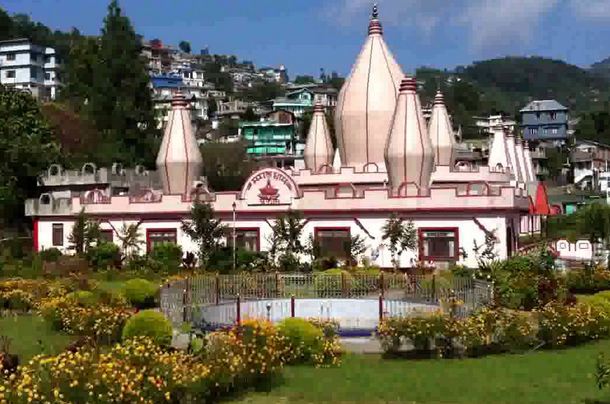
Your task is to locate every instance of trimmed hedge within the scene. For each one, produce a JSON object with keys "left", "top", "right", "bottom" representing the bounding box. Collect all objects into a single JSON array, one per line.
[{"left": 122, "top": 310, "right": 173, "bottom": 346}]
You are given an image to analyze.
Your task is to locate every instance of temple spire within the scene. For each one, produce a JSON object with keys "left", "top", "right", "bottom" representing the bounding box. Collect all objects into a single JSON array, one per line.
[
  {"left": 372, "top": 3, "right": 379, "bottom": 19},
  {"left": 428, "top": 90, "right": 456, "bottom": 167},
  {"left": 304, "top": 102, "right": 334, "bottom": 172},
  {"left": 368, "top": 3, "right": 383, "bottom": 35}
]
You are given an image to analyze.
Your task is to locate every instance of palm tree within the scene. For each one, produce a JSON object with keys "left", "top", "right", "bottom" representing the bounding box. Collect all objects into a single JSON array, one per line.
[{"left": 116, "top": 222, "right": 144, "bottom": 260}]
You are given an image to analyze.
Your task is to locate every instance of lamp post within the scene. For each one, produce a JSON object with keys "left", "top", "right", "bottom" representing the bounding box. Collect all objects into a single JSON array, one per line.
[{"left": 232, "top": 201, "right": 237, "bottom": 272}]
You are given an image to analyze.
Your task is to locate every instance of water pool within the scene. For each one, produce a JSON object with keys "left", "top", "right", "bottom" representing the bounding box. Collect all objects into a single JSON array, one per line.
[{"left": 196, "top": 298, "right": 438, "bottom": 336}]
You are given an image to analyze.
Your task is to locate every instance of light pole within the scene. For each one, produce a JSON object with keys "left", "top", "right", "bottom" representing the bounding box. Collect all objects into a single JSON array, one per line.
[{"left": 232, "top": 201, "right": 237, "bottom": 272}]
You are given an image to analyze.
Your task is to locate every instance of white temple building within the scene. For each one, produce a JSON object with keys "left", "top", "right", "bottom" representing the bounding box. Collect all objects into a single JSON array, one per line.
[{"left": 26, "top": 5, "right": 545, "bottom": 269}]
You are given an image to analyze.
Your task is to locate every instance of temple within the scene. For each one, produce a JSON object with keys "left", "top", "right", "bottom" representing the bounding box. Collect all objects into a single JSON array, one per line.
[{"left": 25, "top": 5, "right": 545, "bottom": 269}]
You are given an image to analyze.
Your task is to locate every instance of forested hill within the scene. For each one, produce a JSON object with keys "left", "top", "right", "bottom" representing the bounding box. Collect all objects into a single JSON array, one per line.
[
  {"left": 416, "top": 56, "right": 610, "bottom": 138},
  {"left": 591, "top": 57, "right": 610, "bottom": 81},
  {"left": 463, "top": 57, "right": 608, "bottom": 114}
]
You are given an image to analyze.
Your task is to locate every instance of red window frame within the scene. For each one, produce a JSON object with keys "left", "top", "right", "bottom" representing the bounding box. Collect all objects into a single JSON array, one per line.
[
  {"left": 314, "top": 227, "right": 351, "bottom": 259},
  {"left": 146, "top": 228, "right": 177, "bottom": 253},
  {"left": 418, "top": 227, "right": 459, "bottom": 261},
  {"left": 52, "top": 223, "right": 63, "bottom": 246},
  {"left": 226, "top": 227, "right": 261, "bottom": 252}
]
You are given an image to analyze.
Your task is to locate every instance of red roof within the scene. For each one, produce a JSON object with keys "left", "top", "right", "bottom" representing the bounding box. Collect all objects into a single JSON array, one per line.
[{"left": 531, "top": 181, "right": 551, "bottom": 215}]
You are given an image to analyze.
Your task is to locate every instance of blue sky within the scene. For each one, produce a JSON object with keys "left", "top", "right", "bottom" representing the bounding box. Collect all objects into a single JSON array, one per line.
[{"left": 3, "top": 0, "right": 610, "bottom": 77}]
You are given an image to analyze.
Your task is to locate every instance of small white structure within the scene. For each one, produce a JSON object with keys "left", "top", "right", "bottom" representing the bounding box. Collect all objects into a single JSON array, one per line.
[{"left": 0, "top": 38, "right": 60, "bottom": 100}]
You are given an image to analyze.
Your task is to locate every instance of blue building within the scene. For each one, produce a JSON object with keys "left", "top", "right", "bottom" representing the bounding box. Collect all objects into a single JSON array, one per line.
[{"left": 520, "top": 100, "right": 569, "bottom": 141}]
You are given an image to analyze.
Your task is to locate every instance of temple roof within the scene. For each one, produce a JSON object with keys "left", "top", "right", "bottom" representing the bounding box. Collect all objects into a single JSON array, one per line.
[
  {"left": 428, "top": 90, "right": 456, "bottom": 167},
  {"left": 304, "top": 102, "right": 334, "bottom": 172},
  {"left": 334, "top": 4, "right": 403, "bottom": 171}
]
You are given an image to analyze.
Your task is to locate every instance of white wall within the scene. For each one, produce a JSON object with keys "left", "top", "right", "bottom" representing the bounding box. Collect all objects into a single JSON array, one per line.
[{"left": 38, "top": 214, "right": 514, "bottom": 269}]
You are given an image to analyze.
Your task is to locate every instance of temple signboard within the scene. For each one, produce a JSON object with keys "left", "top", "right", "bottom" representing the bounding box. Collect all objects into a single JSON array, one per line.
[{"left": 241, "top": 169, "right": 299, "bottom": 206}]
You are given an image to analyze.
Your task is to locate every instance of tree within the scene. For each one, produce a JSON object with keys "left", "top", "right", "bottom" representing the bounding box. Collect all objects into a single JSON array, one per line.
[
  {"left": 68, "top": 209, "right": 101, "bottom": 254},
  {"left": 182, "top": 201, "right": 227, "bottom": 269},
  {"left": 0, "top": 85, "right": 61, "bottom": 229},
  {"left": 114, "top": 222, "right": 144, "bottom": 259},
  {"left": 294, "top": 75, "right": 315, "bottom": 84},
  {"left": 345, "top": 235, "right": 367, "bottom": 267},
  {"left": 178, "top": 40, "right": 191, "bottom": 54},
  {"left": 200, "top": 140, "right": 254, "bottom": 191},
  {"left": 381, "top": 214, "right": 417, "bottom": 270},
  {"left": 241, "top": 82, "right": 284, "bottom": 102},
  {"left": 269, "top": 210, "right": 307, "bottom": 271},
  {"left": 62, "top": 0, "right": 159, "bottom": 167},
  {"left": 242, "top": 107, "right": 258, "bottom": 122}
]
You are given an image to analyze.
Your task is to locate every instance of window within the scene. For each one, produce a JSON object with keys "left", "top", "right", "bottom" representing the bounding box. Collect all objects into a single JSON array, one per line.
[
  {"left": 226, "top": 228, "right": 259, "bottom": 252},
  {"left": 419, "top": 228, "right": 458, "bottom": 261},
  {"left": 52, "top": 224, "right": 64, "bottom": 246},
  {"left": 100, "top": 230, "right": 114, "bottom": 243},
  {"left": 146, "top": 229, "right": 177, "bottom": 252},
  {"left": 315, "top": 228, "right": 351, "bottom": 259},
  {"left": 550, "top": 112, "right": 557, "bottom": 120},
  {"left": 5, "top": 70, "right": 15, "bottom": 79},
  {"left": 45, "top": 72, "right": 51, "bottom": 80},
  {"left": 6, "top": 53, "right": 15, "bottom": 61},
  {"left": 551, "top": 128, "right": 558, "bottom": 134}
]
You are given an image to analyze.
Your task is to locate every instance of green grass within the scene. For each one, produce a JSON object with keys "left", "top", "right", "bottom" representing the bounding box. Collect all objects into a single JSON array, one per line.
[
  {"left": 229, "top": 341, "right": 610, "bottom": 404},
  {"left": 0, "top": 315, "right": 75, "bottom": 361}
]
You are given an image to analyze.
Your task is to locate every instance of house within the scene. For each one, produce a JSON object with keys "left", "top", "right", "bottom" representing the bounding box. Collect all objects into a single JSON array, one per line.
[
  {"left": 474, "top": 114, "right": 516, "bottom": 136},
  {"left": 520, "top": 100, "right": 569, "bottom": 142},
  {"left": 0, "top": 38, "right": 61, "bottom": 100},
  {"left": 151, "top": 74, "right": 209, "bottom": 125},
  {"left": 258, "top": 65, "right": 288, "bottom": 83},
  {"left": 239, "top": 110, "right": 302, "bottom": 165},
  {"left": 571, "top": 139, "right": 610, "bottom": 190}
]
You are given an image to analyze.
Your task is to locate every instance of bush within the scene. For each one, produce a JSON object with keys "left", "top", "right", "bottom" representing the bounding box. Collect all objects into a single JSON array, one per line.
[
  {"left": 0, "top": 289, "right": 34, "bottom": 312},
  {"left": 566, "top": 267, "right": 610, "bottom": 294},
  {"left": 277, "top": 318, "right": 324, "bottom": 364},
  {"left": 148, "top": 243, "right": 183, "bottom": 274},
  {"left": 536, "top": 302, "right": 610, "bottom": 347},
  {"left": 65, "top": 290, "right": 97, "bottom": 307},
  {"left": 122, "top": 310, "right": 173, "bottom": 346},
  {"left": 86, "top": 242, "right": 121, "bottom": 270},
  {"left": 123, "top": 278, "right": 158, "bottom": 309},
  {"left": 38, "top": 248, "right": 62, "bottom": 262}
]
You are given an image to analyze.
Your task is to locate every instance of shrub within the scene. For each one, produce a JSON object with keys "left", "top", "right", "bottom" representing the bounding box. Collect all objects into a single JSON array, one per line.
[
  {"left": 536, "top": 302, "right": 610, "bottom": 347},
  {"left": 65, "top": 290, "right": 97, "bottom": 307},
  {"left": 278, "top": 318, "right": 324, "bottom": 364},
  {"left": 123, "top": 278, "right": 158, "bottom": 309},
  {"left": 0, "top": 289, "right": 34, "bottom": 312},
  {"left": 86, "top": 242, "right": 121, "bottom": 270},
  {"left": 148, "top": 242, "right": 183, "bottom": 274},
  {"left": 566, "top": 267, "right": 610, "bottom": 294},
  {"left": 38, "top": 247, "right": 62, "bottom": 262},
  {"left": 122, "top": 310, "right": 173, "bottom": 346}
]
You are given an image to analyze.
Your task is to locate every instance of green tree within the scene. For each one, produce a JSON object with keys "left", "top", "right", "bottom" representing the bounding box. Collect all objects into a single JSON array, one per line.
[
  {"left": 242, "top": 107, "right": 257, "bottom": 122},
  {"left": 182, "top": 200, "right": 227, "bottom": 269},
  {"left": 294, "top": 75, "right": 315, "bottom": 84},
  {"left": 62, "top": 0, "right": 159, "bottom": 166},
  {"left": 178, "top": 40, "right": 191, "bottom": 53},
  {"left": 269, "top": 210, "right": 307, "bottom": 270},
  {"left": 0, "top": 85, "right": 61, "bottom": 228},
  {"left": 200, "top": 140, "right": 254, "bottom": 191},
  {"left": 381, "top": 214, "right": 417, "bottom": 271},
  {"left": 115, "top": 222, "right": 144, "bottom": 259},
  {"left": 68, "top": 209, "right": 101, "bottom": 254}
]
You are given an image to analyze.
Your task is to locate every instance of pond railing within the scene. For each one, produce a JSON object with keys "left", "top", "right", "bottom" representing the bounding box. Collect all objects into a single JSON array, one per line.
[{"left": 160, "top": 272, "right": 493, "bottom": 328}]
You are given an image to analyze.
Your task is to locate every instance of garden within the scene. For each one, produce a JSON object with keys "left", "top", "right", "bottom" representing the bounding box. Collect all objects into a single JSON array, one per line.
[{"left": 6, "top": 204, "right": 610, "bottom": 402}]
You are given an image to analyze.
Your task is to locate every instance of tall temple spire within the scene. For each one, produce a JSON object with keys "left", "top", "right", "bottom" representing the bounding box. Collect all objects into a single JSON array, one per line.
[
  {"left": 428, "top": 90, "right": 456, "bottom": 167},
  {"left": 335, "top": 2, "right": 403, "bottom": 172},
  {"left": 304, "top": 102, "right": 334, "bottom": 172},
  {"left": 385, "top": 76, "right": 434, "bottom": 194},
  {"left": 488, "top": 126, "right": 510, "bottom": 171},
  {"left": 156, "top": 93, "right": 203, "bottom": 195}
]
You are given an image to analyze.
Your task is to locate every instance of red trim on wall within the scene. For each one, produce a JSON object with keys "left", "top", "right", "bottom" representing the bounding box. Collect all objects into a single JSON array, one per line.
[
  {"left": 146, "top": 228, "right": 177, "bottom": 253},
  {"left": 32, "top": 219, "right": 39, "bottom": 252},
  {"left": 418, "top": 227, "right": 459, "bottom": 262}
]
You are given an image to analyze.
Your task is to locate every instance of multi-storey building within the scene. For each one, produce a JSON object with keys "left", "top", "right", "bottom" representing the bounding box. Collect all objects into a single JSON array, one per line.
[
  {"left": 474, "top": 114, "right": 517, "bottom": 136},
  {"left": 0, "top": 38, "right": 61, "bottom": 100},
  {"left": 520, "top": 100, "right": 569, "bottom": 143}
]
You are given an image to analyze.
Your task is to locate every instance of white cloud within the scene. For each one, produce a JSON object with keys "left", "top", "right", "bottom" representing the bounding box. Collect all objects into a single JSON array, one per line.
[
  {"left": 569, "top": 0, "right": 610, "bottom": 20},
  {"left": 456, "top": 0, "right": 559, "bottom": 54},
  {"left": 326, "top": 0, "right": 562, "bottom": 55}
]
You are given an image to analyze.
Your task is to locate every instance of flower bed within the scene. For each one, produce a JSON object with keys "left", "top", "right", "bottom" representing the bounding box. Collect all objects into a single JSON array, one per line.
[
  {"left": 0, "top": 319, "right": 342, "bottom": 403},
  {"left": 378, "top": 301, "right": 610, "bottom": 358}
]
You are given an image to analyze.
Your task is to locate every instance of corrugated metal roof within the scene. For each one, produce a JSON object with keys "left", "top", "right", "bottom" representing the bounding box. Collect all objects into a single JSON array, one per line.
[{"left": 520, "top": 100, "right": 568, "bottom": 112}]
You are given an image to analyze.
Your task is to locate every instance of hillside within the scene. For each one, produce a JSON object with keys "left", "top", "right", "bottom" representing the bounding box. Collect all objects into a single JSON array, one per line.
[
  {"left": 591, "top": 57, "right": 610, "bottom": 80},
  {"left": 463, "top": 57, "right": 609, "bottom": 115}
]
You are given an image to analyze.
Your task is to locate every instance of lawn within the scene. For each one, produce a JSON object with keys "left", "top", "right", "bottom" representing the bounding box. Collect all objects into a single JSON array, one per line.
[
  {"left": 0, "top": 315, "right": 75, "bottom": 361},
  {"left": 229, "top": 340, "right": 610, "bottom": 404}
]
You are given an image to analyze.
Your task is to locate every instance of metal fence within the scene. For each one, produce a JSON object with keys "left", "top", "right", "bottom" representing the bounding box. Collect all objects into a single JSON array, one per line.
[{"left": 160, "top": 273, "right": 494, "bottom": 329}]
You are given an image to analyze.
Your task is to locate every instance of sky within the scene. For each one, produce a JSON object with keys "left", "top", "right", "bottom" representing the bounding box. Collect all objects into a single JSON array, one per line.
[{"left": 3, "top": 0, "right": 610, "bottom": 77}]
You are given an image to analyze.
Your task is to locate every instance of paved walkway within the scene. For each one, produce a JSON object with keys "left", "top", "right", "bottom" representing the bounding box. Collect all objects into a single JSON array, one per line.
[{"left": 340, "top": 337, "right": 383, "bottom": 354}]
